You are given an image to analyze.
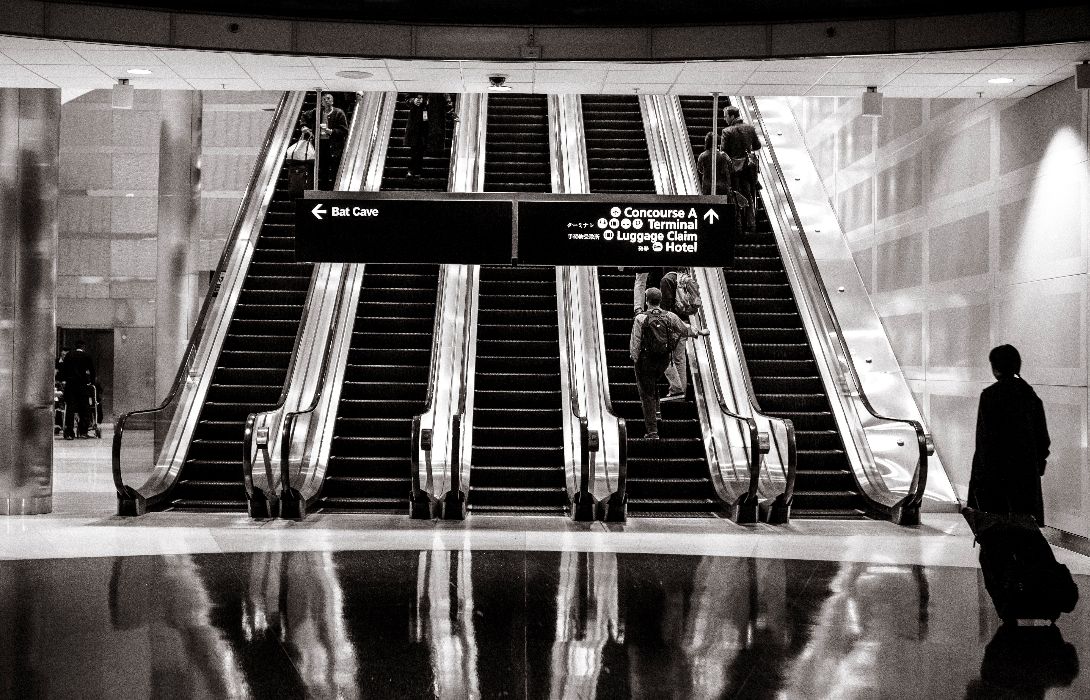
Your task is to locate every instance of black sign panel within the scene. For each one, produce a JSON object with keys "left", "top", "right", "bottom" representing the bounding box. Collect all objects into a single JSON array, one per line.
[
  {"left": 516, "top": 199, "right": 734, "bottom": 267},
  {"left": 295, "top": 197, "right": 513, "bottom": 264}
]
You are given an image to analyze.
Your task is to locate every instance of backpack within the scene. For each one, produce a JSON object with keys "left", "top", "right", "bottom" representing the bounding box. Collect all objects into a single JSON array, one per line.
[
  {"left": 674, "top": 272, "right": 702, "bottom": 315},
  {"left": 640, "top": 309, "right": 678, "bottom": 363}
]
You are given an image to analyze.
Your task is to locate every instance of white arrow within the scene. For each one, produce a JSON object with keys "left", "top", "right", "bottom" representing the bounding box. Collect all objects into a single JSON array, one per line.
[
  {"left": 703, "top": 208, "right": 719, "bottom": 224},
  {"left": 312, "top": 204, "right": 327, "bottom": 220}
]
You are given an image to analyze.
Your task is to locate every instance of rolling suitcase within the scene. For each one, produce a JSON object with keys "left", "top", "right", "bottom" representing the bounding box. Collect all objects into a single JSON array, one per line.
[{"left": 963, "top": 506, "right": 1079, "bottom": 623}]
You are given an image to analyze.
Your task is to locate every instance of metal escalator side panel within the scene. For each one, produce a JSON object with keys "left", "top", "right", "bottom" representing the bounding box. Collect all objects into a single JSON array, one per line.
[
  {"left": 135, "top": 91, "right": 307, "bottom": 503},
  {"left": 426, "top": 94, "right": 489, "bottom": 505},
  {"left": 549, "top": 94, "right": 625, "bottom": 508},
  {"left": 261, "top": 91, "right": 394, "bottom": 505},
  {"left": 639, "top": 94, "right": 744, "bottom": 512},
  {"left": 743, "top": 96, "right": 958, "bottom": 511},
  {"left": 670, "top": 94, "right": 797, "bottom": 512}
]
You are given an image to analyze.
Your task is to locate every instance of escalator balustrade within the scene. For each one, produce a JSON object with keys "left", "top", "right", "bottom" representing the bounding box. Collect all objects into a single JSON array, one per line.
[
  {"left": 160, "top": 92, "right": 354, "bottom": 511},
  {"left": 678, "top": 96, "right": 867, "bottom": 519}
]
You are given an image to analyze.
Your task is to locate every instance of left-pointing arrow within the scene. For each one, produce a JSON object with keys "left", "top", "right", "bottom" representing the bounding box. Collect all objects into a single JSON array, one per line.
[{"left": 312, "top": 204, "right": 327, "bottom": 220}]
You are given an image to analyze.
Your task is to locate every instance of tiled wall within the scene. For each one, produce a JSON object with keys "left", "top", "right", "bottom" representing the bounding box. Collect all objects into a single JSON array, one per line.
[
  {"left": 58, "top": 90, "right": 278, "bottom": 419},
  {"left": 789, "top": 81, "right": 1090, "bottom": 538}
]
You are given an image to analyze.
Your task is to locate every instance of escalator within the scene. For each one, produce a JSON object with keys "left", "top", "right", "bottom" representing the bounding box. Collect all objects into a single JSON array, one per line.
[
  {"left": 467, "top": 94, "right": 568, "bottom": 515},
  {"left": 157, "top": 92, "right": 355, "bottom": 511},
  {"left": 381, "top": 93, "right": 455, "bottom": 192},
  {"left": 314, "top": 93, "right": 453, "bottom": 512},
  {"left": 582, "top": 95, "right": 722, "bottom": 516},
  {"left": 678, "top": 96, "right": 866, "bottom": 519}
]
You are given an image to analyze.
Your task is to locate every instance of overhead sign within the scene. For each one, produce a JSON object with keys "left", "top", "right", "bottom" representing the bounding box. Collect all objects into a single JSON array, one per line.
[
  {"left": 294, "top": 193, "right": 734, "bottom": 266},
  {"left": 516, "top": 200, "right": 733, "bottom": 267},
  {"left": 295, "top": 197, "right": 514, "bottom": 264}
]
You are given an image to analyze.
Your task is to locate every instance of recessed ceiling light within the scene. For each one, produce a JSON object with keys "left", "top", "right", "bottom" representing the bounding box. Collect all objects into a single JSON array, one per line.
[
  {"left": 987, "top": 77, "right": 1014, "bottom": 84},
  {"left": 126, "top": 68, "right": 153, "bottom": 75},
  {"left": 334, "top": 70, "right": 372, "bottom": 79}
]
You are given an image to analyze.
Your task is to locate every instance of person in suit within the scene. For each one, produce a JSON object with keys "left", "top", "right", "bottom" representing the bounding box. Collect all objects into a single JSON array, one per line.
[
  {"left": 404, "top": 93, "right": 429, "bottom": 180},
  {"left": 968, "top": 344, "right": 1051, "bottom": 524},
  {"left": 721, "top": 105, "right": 762, "bottom": 232},
  {"left": 300, "top": 93, "right": 349, "bottom": 190},
  {"left": 60, "top": 340, "right": 96, "bottom": 439}
]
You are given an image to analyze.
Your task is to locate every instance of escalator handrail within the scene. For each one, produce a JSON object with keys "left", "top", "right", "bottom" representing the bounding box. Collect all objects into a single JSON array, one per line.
[
  {"left": 112, "top": 90, "right": 298, "bottom": 501},
  {"left": 711, "top": 268, "right": 799, "bottom": 500},
  {"left": 410, "top": 264, "right": 450, "bottom": 499},
  {"left": 560, "top": 266, "right": 593, "bottom": 502},
  {"left": 743, "top": 96, "right": 929, "bottom": 510},
  {"left": 241, "top": 92, "right": 366, "bottom": 505},
  {"left": 449, "top": 264, "right": 479, "bottom": 495}
]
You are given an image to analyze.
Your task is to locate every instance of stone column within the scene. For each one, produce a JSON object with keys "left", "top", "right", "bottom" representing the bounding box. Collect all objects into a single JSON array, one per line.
[
  {"left": 155, "top": 91, "right": 202, "bottom": 403},
  {"left": 0, "top": 89, "right": 61, "bottom": 515}
]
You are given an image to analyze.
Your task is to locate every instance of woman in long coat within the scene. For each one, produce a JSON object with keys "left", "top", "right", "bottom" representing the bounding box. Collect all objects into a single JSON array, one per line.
[{"left": 968, "top": 345, "right": 1051, "bottom": 524}]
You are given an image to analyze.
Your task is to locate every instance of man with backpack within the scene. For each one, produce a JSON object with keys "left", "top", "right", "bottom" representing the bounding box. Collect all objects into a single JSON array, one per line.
[
  {"left": 659, "top": 269, "right": 703, "bottom": 401},
  {"left": 629, "top": 288, "right": 710, "bottom": 440}
]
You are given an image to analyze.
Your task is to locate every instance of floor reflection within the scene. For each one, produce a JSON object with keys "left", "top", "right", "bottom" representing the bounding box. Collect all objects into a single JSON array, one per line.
[{"left": 0, "top": 550, "right": 1085, "bottom": 698}]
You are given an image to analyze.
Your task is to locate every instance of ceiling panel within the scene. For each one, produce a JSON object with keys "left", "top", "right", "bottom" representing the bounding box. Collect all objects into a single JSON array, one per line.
[
  {"left": 0, "top": 64, "right": 56, "bottom": 87},
  {"left": 983, "top": 59, "right": 1070, "bottom": 75},
  {"left": 315, "top": 66, "right": 393, "bottom": 82},
  {"left": 743, "top": 84, "right": 810, "bottom": 96},
  {"left": 750, "top": 58, "right": 841, "bottom": 72},
  {"left": 816, "top": 71, "right": 904, "bottom": 86},
  {"left": 185, "top": 78, "right": 261, "bottom": 90},
  {"left": 26, "top": 64, "right": 111, "bottom": 79},
  {"left": 943, "top": 84, "right": 1019, "bottom": 98},
  {"left": 886, "top": 72, "right": 971, "bottom": 87},
  {"left": 904, "top": 58, "right": 996, "bottom": 73},
  {"left": 241, "top": 66, "right": 322, "bottom": 81},
  {"left": 804, "top": 85, "right": 866, "bottom": 97},
  {"left": 833, "top": 56, "right": 919, "bottom": 71},
  {"left": 880, "top": 85, "right": 951, "bottom": 98},
  {"left": 230, "top": 53, "right": 313, "bottom": 67},
  {"left": 1004, "top": 44, "right": 1090, "bottom": 61},
  {"left": 959, "top": 73, "right": 1041, "bottom": 86},
  {"left": 3, "top": 47, "right": 87, "bottom": 65},
  {"left": 747, "top": 71, "right": 828, "bottom": 85}
]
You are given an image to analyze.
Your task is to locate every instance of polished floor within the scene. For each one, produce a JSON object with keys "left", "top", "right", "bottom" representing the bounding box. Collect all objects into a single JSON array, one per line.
[{"left": 0, "top": 430, "right": 1086, "bottom": 698}]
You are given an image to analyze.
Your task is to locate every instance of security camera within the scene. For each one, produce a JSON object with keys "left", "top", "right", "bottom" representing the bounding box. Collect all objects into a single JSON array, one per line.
[{"left": 488, "top": 75, "right": 507, "bottom": 88}]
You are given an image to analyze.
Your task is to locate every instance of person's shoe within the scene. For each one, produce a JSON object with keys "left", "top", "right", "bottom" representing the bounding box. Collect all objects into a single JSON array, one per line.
[
  {"left": 77, "top": 433, "right": 89, "bottom": 439},
  {"left": 63, "top": 433, "right": 74, "bottom": 440},
  {"left": 643, "top": 432, "right": 660, "bottom": 441},
  {"left": 661, "top": 392, "right": 685, "bottom": 402}
]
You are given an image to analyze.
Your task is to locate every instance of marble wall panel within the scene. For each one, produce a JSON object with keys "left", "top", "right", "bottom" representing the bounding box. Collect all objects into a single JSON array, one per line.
[
  {"left": 999, "top": 77, "right": 1082, "bottom": 175},
  {"left": 928, "top": 211, "right": 989, "bottom": 283},
  {"left": 57, "top": 239, "right": 109, "bottom": 277},
  {"left": 928, "top": 303, "right": 991, "bottom": 369},
  {"left": 113, "top": 327, "right": 154, "bottom": 417},
  {"left": 60, "top": 108, "right": 110, "bottom": 152},
  {"left": 110, "top": 239, "right": 157, "bottom": 279},
  {"left": 994, "top": 278, "right": 1085, "bottom": 378},
  {"left": 110, "top": 195, "right": 157, "bottom": 235},
  {"left": 880, "top": 312, "right": 924, "bottom": 367},
  {"left": 111, "top": 153, "right": 159, "bottom": 191},
  {"left": 878, "top": 99, "right": 923, "bottom": 148},
  {"left": 1035, "top": 385, "right": 1088, "bottom": 537},
  {"left": 875, "top": 232, "right": 923, "bottom": 292},
  {"left": 929, "top": 117, "right": 991, "bottom": 196},
  {"left": 60, "top": 153, "right": 112, "bottom": 190},
  {"left": 998, "top": 176, "right": 1084, "bottom": 272},
  {"left": 60, "top": 195, "right": 111, "bottom": 235},
  {"left": 111, "top": 109, "right": 160, "bottom": 149},
  {"left": 929, "top": 98, "right": 968, "bottom": 119},
  {"left": 876, "top": 151, "right": 923, "bottom": 219},
  {"left": 836, "top": 177, "right": 873, "bottom": 232},
  {"left": 838, "top": 114, "right": 874, "bottom": 167},
  {"left": 928, "top": 389, "right": 981, "bottom": 493}
]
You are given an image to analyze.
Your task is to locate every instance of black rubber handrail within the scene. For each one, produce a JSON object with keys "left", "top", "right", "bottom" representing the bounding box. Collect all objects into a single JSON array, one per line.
[
  {"left": 112, "top": 91, "right": 299, "bottom": 514},
  {"left": 705, "top": 266, "right": 798, "bottom": 516},
  {"left": 447, "top": 264, "right": 479, "bottom": 505},
  {"left": 560, "top": 266, "right": 594, "bottom": 519},
  {"left": 744, "top": 96, "right": 929, "bottom": 517},
  {"left": 409, "top": 265, "right": 450, "bottom": 515}
]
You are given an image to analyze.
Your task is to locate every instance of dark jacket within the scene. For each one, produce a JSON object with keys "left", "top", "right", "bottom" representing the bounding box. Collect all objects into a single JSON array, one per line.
[
  {"left": 300, "top": 106, "right": 349, "bottom": 156},
  {"left": 404, "top": 94, "right": 454, "bottom": 154},
  {"left": 60, "top": 348, "right": 96, "bottom": 386},
  {"left": 696, "top": 149, "right": 732, "bottom": 194},
  {"left": 968, "top": 376, "right": 1051, "bottom": 524},
  {"left": 658, "top": 269, "right": 688, "bottom": 322},
  {"left": 721, "top": 119, "right": 761, "bottom": 159}
]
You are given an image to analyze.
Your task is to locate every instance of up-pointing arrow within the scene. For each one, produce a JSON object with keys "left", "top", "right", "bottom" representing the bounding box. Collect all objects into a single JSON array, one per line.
[
  {"left": 703, "top": 208, "right": 719, "bottom": 224},
  {"left": 312, "top": 204, "right": 327, "bottom": 220}
]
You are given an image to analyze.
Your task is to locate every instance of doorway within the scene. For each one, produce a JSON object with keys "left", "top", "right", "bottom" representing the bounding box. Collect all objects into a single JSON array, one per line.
[{"left": 56, "top": 328, "right": 114, "bottom": 422}]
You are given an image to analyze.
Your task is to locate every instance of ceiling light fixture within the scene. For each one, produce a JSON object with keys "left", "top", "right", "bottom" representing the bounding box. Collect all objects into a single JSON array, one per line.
[
  {"left": 861, "top": 86, "right": 882, "bottom": 117},
  {"left": 987, "top": 77, "right": 1014, "bottom": 84},
  {"left": 334, "top": 70, "right": 373, "bottom": 80},
  {"left": 126, "top": 68, "right": 152, "bottom": 75},
  {"left": 111, "top": 78, "right": 134, "bottom": 110}
]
